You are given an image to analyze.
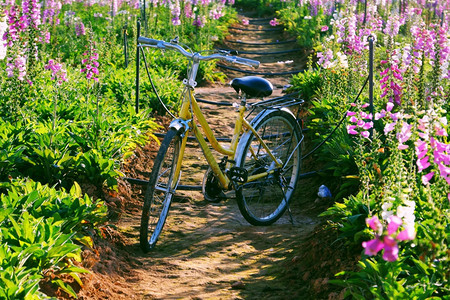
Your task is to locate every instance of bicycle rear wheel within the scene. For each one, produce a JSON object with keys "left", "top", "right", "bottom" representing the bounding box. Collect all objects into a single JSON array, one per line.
[
  {"left": 235, "top": 109, "right": 302, "bottom": 226},
  {"left": 140, "top": 128, "right": 181, "bottom": 251}
]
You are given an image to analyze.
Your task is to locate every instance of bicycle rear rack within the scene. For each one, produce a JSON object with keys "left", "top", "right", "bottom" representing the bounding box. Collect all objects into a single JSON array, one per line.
[{"left": 251, "top": 92, "right": 303, "bottom": 109}]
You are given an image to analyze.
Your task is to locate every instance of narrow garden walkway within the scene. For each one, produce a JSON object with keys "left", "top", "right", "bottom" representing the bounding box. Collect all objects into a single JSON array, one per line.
[{"left": 76, "top": 15, "right": 329, "bottom": 300}]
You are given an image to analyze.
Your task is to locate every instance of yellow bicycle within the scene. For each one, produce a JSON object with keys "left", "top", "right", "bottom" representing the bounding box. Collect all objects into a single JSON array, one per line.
[{"left": 138, "top": 36, "right": 304, "bottom": 251}]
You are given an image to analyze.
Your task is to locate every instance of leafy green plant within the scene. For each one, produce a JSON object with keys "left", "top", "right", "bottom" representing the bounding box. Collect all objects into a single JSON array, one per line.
[
  {"left": 0, "top": 178, "right": 106, "bottom": 298},
  {"left": 320, "top": 192, "right": 370, "bottom": 245},
  {"left": 289, "top": 68, "right": 325, "bottom": 102}
]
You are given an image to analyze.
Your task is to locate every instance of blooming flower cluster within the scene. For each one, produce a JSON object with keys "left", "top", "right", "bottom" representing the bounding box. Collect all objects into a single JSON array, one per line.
[
  {"left": 42, "top": 0, "right": 62, "bottom": 25},
  {"left": 170, "top": 0, "right": 181, "bottom": 26},
  {"left": 193, "top": 15, "right": 206, "bottom": 28},
  {"left": 362, "top": 215, "right": 415, "bottom": 262},
  {"left": 415, "top": 109, "right": 450, "bottom": 191},
  {"left": 209, "top": 6, "right": 224, "bottom": 20},
  {"left": 3, "top": 5, "right": 22, "bottom": 47},
  {"left": 346, "top": 103, "right": 373, "bottom": 139},
  {"left": 6, "top": 54, "right": 26, "bottom": 80},
  {"left": 75, "top": 20, "right": 86, "bottom": 36},
  {"left": 0, "top": 18, "right": 7, "bottom": 59},
  {"left": 81, "top": 50, "right": 99, "bottom": 81},
  {"left": 379, "top": 58, "right": 403, "bottom": 105},
  {"left": 45, "top": 59, "right": 67, "bottom": 85},
  {"left": 22, "top": 0, "right": 41, "bottom": 30}
]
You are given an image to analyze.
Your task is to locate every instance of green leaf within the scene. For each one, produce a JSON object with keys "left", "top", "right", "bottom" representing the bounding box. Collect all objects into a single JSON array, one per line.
[
  {"left": 52, "top": 279, "right": 77, "bottom": 298},
  {"left": 70, "top": 182, "right": 82, "bottom": 198},
  {"left": 412, "top": 258, "right": 430, "bottom": 275}
]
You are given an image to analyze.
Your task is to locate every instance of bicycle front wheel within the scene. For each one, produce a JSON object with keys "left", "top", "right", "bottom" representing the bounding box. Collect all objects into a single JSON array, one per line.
[
  {"left": 235, "top": 109, "right": 302, "bottom": 226},
  {"left": 140, "top": 128, "right": 181, "bottom": 251}
]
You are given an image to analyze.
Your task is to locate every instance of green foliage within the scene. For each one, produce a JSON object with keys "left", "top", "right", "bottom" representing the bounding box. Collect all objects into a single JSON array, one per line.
[
  {"left": 289, "top": 68, "right": 324, "bottom": 101},
  {"left": 320, "top": 192, "right": 371, "bottom": 246},
  {"left": 0, "top": 0, "right": 237, "bottom": 297},
  {"left": 296, "top": 68, "right": 361, "bottom": 199},
  {"left": 0, "top": 179, "right": 106, "bottom": 298},
  {"left": 278, "top": 5, "right": 331, "bottom": 49},
  {"left": 233, "top": 0, "right": 283, "bottom": 17},
  {"left": 284, "top": 1, "right": 449, "bottom": 298}
]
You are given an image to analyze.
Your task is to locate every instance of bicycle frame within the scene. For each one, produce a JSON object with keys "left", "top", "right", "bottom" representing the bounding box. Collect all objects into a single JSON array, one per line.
[
  {"left": 170, "top": 84, "right": 282, "bottom": 192},
  {"left": 138, "top": 41, "right": 283, "bottom": 192}
]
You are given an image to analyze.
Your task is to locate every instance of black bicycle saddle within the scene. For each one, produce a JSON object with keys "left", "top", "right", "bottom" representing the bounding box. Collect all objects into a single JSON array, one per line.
[{"left": 230, "top": 76, "right": 273, "bottom": 98}]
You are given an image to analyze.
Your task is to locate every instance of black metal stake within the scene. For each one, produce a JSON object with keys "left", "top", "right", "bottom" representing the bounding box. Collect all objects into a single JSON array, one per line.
[
  {"left": 363, "top": 0, "right": 367, "bottom": 25},
  {"left": 135, "top": 19, "right": 141, "bottom": 114},
  {"left": 368, "top": 35, "right": 374, "bottom": 140}
]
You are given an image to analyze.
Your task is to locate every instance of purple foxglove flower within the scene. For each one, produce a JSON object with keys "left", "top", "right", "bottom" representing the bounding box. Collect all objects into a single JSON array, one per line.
[
  {"left": 387, "top": 216, "right": 402, "bottom": 235},
  {"left": 361, "top": 131, "right": 370, "bottom": 138},
  {"left": 269, "top": 18, "right": 278, "bottom": 26},
  {"left": 383, "top": 244, "right": 399, "bottom": 262},
  {"left": 384, "top": 122, "right": 396, "bottom": 134},
  {"left": 438, "top": 163, "right": 450, "bottom": 177},
  {"left": 386, "top": 102, "right": 394, "bottom": 112},
  {"left": 366, "top": 216, "right": 382, "bottom": 232},
  {"left": 397, "top": 123, "right": 412, "bottom": 144},
  {"left": 421, "top": 172, "right": 434, "bottom": 185},
  {"left": 390, "top": 112, "right": 400, "bottom": 121},
  {"left": 347, "top": 125, "right": 358, "bottom": 135},
  {"left": 417, "top": 156, "right": 431, "bottom": 172},
  {"left": 362, "top": 121, "right": 373, "bottom": 130},
  {"left": 375, "top": 112, "right": 385, "bottom": 120},
  {"left": 348, "top": 116, "right": 358, "bottom": 123},
  {"left": 397, "top": 228, "right": 415, "bottom": 241},
  {"left": 380, "top": 75, "right": 389, "bottom": 84},
  {"left": 362, "top": 238, "right": 384, "bottom": 256}
]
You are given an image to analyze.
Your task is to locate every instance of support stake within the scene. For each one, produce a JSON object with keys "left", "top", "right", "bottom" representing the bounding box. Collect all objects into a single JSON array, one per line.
[
  {"left": 368, "top": 35, "right": 374, "bottom": 140},
  {"left": 135, "top": 19, "right": 141, "bottom": 114}
]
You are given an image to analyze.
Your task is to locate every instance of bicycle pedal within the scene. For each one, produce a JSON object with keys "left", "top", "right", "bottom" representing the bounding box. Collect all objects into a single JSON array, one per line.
[{"left": 228, "top": 167, "right": 248, "bottom": 183}]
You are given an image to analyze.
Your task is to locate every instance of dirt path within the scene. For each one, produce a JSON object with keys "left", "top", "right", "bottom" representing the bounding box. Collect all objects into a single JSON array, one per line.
[{"left": 76, "top": 14, "right": 326, "bottom": 300}]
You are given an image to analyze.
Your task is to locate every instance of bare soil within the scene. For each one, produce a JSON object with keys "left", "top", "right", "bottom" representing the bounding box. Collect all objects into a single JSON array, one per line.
[{"left": 54, "top": 14, "right": 359, "bottom": 300}]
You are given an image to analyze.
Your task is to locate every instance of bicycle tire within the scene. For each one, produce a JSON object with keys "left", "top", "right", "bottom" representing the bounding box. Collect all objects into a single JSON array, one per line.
[
  {"left": 140, "top": 128, "right": 181, "bottom": 251},
  {"left": 235, "top": 109, "right": 302, "bottom": 226}
]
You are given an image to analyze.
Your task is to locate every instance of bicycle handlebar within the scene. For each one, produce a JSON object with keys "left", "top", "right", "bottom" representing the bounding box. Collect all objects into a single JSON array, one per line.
[{"left": 138, "top": 36, "right": 260, "bottom": 69}]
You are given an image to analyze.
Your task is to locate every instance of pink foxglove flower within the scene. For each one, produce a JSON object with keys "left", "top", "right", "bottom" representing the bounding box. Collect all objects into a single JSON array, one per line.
[
  {"left": 417, "top": 156, "right": 431, "bottom": 172},
  {"left": 347, "top": 125, "right": 358, "bottom": 135},
  {"left": 269, "top": 18, "right": 279, "bottom": 26},
  {"left": 387, "top": 216, "right": 402, "bottom": 235},
  {"left": 367, "top": 216, "right": 382, "bottom": 232},
  {"left": 382, "top": 236, "right": 399, "bottom": 262},
  {"left": 421, "top": 171, "right": 435, "bottom": 185},
  {"left": 81, "top": 49, "right": 99, "bottom": 82},
  {"left": 362, "top": 239, "right": 384, "bottom": 256},
  {"left": 397, "top": 228, "right": 416, "bottom": 241},
  {"left": 363, "top": 214, "right": 415, "bottom": 262},
  {"left": 45, "top": 59, "right": 67, "bottom": 85}
]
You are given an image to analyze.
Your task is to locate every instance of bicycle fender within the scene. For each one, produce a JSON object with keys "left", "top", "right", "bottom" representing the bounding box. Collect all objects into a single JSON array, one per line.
[
  {"left": 169, "top": 119, "right": 190, "bottom": 136},
  {"left": 249, "top": 107, "right": 297, "bottom": 127}
]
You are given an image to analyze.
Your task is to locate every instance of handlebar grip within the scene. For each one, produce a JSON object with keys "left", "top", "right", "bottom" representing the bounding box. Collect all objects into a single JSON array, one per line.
[
  {"left": 234, "top": 57, "right": 260, "bottom": 69},
  {"left": 138, "top": 36, "right": 162, "bottom": 46}
]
